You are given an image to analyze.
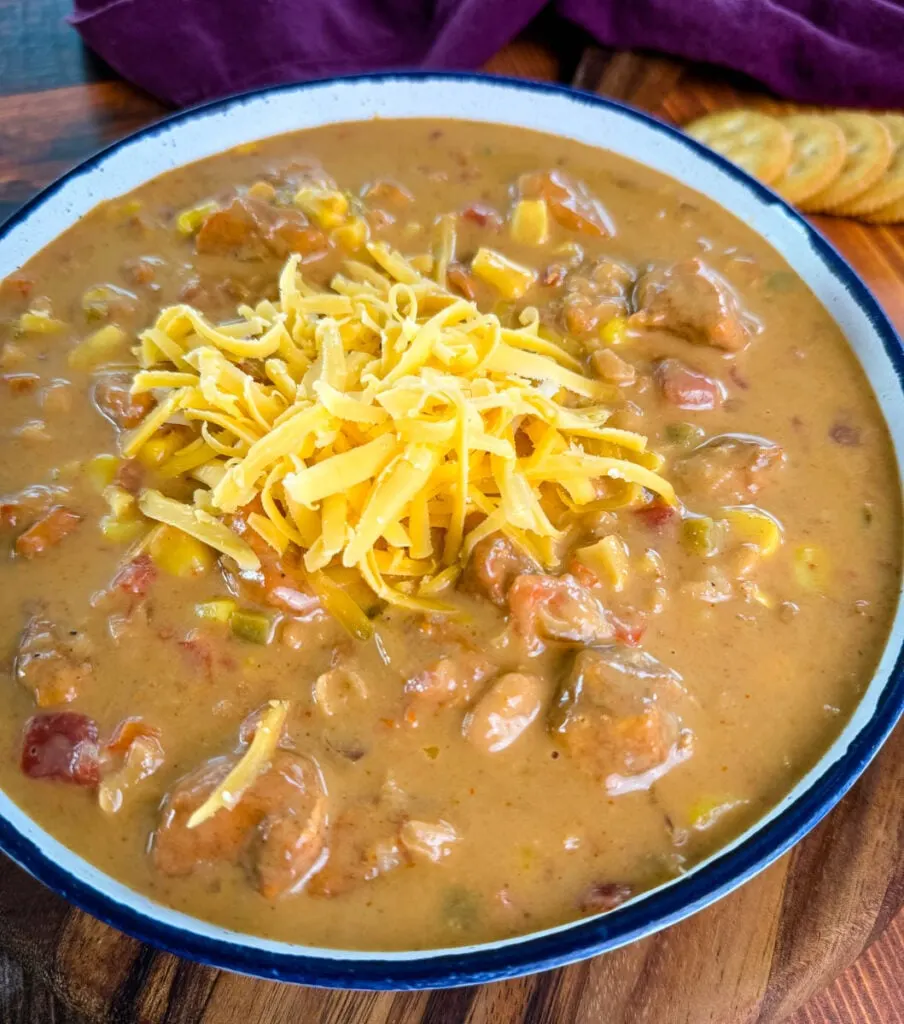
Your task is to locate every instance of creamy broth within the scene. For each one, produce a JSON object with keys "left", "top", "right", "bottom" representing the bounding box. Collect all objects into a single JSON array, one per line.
[{"left": 0, "top": 120, "right": 899, "bottom": 951}]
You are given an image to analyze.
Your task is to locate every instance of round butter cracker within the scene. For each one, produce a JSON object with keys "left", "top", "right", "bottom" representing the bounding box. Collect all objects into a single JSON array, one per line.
[
  {"left": 772, "top": 115, "right": 846, "bottom": 204},
  {"left": 686, "top": 110, "right": 793, "bottom": 185},
  {"left": 861, "top": 193, "right": 904, "bottom": 225},
  {"left": 800, "top": 113, "right": 893, "bottom": 214},
  {"left": 829, "top": 114, "right": 904, "bottom": 218}
]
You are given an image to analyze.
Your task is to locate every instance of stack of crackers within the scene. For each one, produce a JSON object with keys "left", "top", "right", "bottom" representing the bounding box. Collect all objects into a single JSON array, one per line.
[{"left": 685, "top": 111, "right": 904, "bottom": 224}]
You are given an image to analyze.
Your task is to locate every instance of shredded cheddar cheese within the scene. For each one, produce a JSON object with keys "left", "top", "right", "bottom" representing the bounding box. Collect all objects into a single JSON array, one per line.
[
  {"left": 187, "top": 700, "right": 288, "bottom": 829},
  {"left": 126, "top": 245, "right": 674, "bottom": 611}
]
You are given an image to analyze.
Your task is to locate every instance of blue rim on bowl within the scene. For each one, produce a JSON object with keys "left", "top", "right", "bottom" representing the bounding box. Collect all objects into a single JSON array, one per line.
[{"left": 0, "top": 72, "right": 903, "bottom": 990}]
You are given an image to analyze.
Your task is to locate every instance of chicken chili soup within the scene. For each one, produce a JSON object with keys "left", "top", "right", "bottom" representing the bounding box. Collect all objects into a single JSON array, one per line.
[{"left": 0, "top": 119, "right": 899, "bottom": 952}]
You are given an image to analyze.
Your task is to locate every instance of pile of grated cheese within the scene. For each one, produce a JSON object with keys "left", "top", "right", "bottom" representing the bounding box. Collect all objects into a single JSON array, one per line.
[{"left": 127, "top": 242, "right": 675, "bottom": 612}]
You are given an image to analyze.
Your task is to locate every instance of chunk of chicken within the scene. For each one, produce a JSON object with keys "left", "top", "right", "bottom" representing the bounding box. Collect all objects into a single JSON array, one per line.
[
  {"left": 195, "top": 197, "right": 328, "bottom": 262},
  {"left": 15, "top": 617, "right": 92, "bottom": 707},
  {"left": 632, "top": 258, "right": 753, "bottom": 351},
  {"left": 153, "top": 750, "right": 327, "bottom": 899},
  {"left": 562, "top": 258, "right": 634, "bottom": 337},
  {"left": 307, "top": 800, "right": 407, "bottom": 898},
  {"left": 508, "top": 574, "right": 616, "bottom": 654},
  {"left": 518, "top": 170, "right": 614, "bottom": 238},
  {"left": 461, "top": 532, "right": 536, "bottom": 605},
  {"left": 675, "top": 433, "right": 784, "bottom": 504},
  {"left": 309, "top": 801, "right": 459, "bottom": 897},
  {"left": 549, "top": 647, "right": 692, "bottom": 793}
]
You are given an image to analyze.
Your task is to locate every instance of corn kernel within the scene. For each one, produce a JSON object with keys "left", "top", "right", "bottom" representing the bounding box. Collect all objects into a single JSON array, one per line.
[
  {"left": 176, "top": 201, "right": 218, "bottom": 237},
  {"left": 794, "top": 544, "right": 829, "bottom": 592},
  {"left": 85, "top": 454, "right": 120, "bottom": 492},
  {"left": 247, "top": 181, "right": 276, "bottom": 201},
  {"left": 103, "top": 485, "right": 135, "bottom": 519},
  {"left": 331, "top": 216, "right": 370, "bottom": 252},
  {"left": 723, "top": 507, "right": 782, "bottom": 556},
  {"left": 410, "top": 253, "right": 434, "bottom": 275},
  {"left": 510, "top": 198, "right": 550, "bottom": 246},
  {"left": 471, "top": 247, "right": 537, "bottom": 300},
  {"left": 294, "top": 187, "right": 349, "bottom": 229},
  {"left": 574, "top": 534, "right": 630, "bottom": 591},
  {"left": 68, "top": 325, "right": 127, "bottom": 371},
  {"left": 599, "top": 316, "right": 628, "bottom": 346},
  {"left": 195, "top": 599, "right": 237, "bottom": 624},
  {"left": 149, "top": 525, "right": 215, "bottom": 578},
  {"left": 19, "top": 311, "right": 67, "bottom": 335},
  {"left": 100, "top": 516, "right": 147, "bottom": 544}
]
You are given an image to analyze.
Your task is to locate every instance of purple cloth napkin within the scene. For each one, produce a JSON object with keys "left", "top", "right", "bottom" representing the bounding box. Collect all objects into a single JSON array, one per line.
[{"left": 70, "top": 0, "right": 904, "bottom": 109}]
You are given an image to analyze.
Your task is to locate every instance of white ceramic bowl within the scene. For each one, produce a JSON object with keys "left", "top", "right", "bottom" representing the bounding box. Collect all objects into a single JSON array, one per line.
[{"left": 1, "top": 73, "right": 903, "bottom": 989}]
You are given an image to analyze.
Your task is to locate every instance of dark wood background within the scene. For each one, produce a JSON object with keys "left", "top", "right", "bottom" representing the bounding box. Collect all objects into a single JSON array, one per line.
[{"left": 2, "top": 2, "right": 904, "bottom": 1021}]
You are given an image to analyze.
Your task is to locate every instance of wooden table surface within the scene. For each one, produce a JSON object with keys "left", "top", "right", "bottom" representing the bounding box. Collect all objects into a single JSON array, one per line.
[{"left": 2, "top": 3, "right": 904, "bottom": 1021}]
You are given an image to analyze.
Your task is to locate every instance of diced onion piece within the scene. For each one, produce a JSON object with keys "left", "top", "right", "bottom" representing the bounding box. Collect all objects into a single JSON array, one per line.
[
  {"left": 471, "top": 247, "right": 537, "bottom": 299},
  {"left": 186, "top": 700, "right": 288, "bottom": 829}
]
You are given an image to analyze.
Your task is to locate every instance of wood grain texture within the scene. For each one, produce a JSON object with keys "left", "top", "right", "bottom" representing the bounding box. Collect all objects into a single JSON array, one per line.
[{"left": 1, "top": 11, "right": 904, "bottom": 1021}]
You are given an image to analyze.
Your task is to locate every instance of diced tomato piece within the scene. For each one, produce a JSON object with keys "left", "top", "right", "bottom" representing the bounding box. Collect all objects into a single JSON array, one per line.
[
  {"left": 94, "top": 376, "right": 155, "bottom": 429},
  {"left": 460, "top": 203, "right": 502, "bottom": 230},
  {"left": 113, "top": 555, "right": 157, "bottom": 596},
  {"left": 612, "top": 611, "right": 647, "bottom": 646},
  {"left": 15, "top": 506, "right": 82, "bottom": 558},
  {"left": 633, "top": 504, "right": 677, "bottom": 531},
  {"left": 21, "top": 712, "right": 100, "bottom": 785}
]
